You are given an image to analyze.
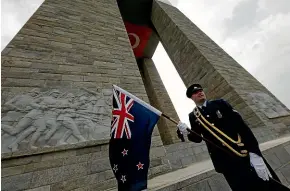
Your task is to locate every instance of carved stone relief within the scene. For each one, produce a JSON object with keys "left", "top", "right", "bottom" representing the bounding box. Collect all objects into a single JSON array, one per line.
[
  {"left": 248, "top": 92, "right": 289, "bottom": 118},
  {"left": 1, "top": 88, "right": 112, "bottom": 153}
]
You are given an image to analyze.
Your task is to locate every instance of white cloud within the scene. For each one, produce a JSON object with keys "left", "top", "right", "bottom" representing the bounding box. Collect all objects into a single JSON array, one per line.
[
  {"left": 1, "top": 0, "right": 44, "bottom": 50},
  {"left": 220, "top": 11, "right": 290, "bottom": 108}
]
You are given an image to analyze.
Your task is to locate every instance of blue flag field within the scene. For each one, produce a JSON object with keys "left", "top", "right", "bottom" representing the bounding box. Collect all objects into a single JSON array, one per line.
[{"left": 109, "top": 85, "right": 162, "bottom": 191}]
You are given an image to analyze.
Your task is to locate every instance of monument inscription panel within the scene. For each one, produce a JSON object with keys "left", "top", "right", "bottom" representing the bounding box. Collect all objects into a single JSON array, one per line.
[
  {"left": 1, "top": 87, "right": 112, "bottom": 153},
  {"left": 248, "top": 92, "right": 289, "bottom": 118}
]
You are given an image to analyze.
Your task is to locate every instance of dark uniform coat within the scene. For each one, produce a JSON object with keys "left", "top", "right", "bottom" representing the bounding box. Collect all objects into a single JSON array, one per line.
[{"left": 185, "top": 99, "right": 286, "bottom": 191}]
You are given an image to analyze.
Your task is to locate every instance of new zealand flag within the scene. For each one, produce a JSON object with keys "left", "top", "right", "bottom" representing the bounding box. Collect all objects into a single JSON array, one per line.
[{"left": 109, "top": 85, "right": 161, "bottom": 191}]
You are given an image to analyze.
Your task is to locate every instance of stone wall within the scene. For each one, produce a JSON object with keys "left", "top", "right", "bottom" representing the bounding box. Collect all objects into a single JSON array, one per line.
[
  {"left": 270, "top": 115, "right": 290, "bottom": 128},
  {"left": 1, "top": 137, "right": 171, "bottom": 191},
  {"left": 1, "top": 141, "right": 112, "bottom": 191},
  {"left": 164, "top": 141, "right": 209, "bottom": 170}
]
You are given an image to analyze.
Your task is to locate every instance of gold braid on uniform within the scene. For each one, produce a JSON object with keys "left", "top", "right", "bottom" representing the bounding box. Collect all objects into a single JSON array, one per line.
[{"left": 193, "top": 107, "right": 248, "bottom": 157}]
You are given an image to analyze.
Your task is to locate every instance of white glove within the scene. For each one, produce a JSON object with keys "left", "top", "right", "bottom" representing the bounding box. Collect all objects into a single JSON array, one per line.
[
  {"left": 177, "top": 121, "right": 189, "bottom": 135},
  {"left": 249, "top": 152, "right": 272, "bottom": 181}
]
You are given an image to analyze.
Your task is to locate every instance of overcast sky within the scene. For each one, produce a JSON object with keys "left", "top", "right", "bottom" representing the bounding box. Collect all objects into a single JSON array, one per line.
[
  {"left": 2, "top": 0, "right": 290, "bottom": 126},
  {"left": 153, "top": 0, "right": 290, "bottom": 125}
]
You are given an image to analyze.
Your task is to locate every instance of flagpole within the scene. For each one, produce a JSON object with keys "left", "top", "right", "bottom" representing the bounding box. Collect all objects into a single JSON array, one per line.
[{"left": 161, "top": 113, "right": 179, "bottom": 124}]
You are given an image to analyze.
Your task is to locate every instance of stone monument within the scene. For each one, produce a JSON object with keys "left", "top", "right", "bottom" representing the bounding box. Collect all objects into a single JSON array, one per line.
[{"left": 2, "top": 0, "right": 290, "bottom": 190}]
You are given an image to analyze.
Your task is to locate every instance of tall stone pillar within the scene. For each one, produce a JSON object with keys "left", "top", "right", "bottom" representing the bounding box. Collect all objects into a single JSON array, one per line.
[
  {"left": 138, "top": 58, "right": 180, "bottom": 145},
  {"left": 0, "top": 0, "right": 160, "bottom": 154},
  {"left": 151, "top": 0, "right": 290, "bottom": 142},
  {"left": 1, "top": 1, "right": 172, "bottom": 190}
]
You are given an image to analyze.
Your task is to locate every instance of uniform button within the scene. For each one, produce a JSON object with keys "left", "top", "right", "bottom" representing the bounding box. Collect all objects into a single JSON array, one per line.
[
  {"left": 211, "top": 123, "right": 214, "bottom": 125},
  {"left": 207, "top": 115, "right": 209, "bottom": 117}
]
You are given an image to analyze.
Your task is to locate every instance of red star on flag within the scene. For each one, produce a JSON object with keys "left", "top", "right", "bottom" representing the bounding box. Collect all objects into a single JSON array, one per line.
[
  {"left": 121, "top": 148, "right": 128, "bottom": 156},
  {"left": 136, "top": 162, "right": 144, "bottom": 170}
]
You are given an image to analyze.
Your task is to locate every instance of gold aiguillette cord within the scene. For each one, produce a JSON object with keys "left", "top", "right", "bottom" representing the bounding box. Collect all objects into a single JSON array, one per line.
[{"left": 161, "top": 113, "right": 247, "bottom": 157}]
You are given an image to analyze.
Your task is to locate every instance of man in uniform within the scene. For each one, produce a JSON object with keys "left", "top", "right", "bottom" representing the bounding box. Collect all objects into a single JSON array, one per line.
[{"left": 177, "top": 84, "right": 287, "bottom": 191}]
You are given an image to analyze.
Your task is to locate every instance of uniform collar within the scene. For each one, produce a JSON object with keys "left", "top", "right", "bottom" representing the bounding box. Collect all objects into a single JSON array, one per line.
[{"left": 198, "top": 100, "right": 207, "bottom": 109}]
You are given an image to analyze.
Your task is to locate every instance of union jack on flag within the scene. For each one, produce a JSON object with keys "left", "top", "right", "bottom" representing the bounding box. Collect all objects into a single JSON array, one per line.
[
  {"left": 109, "top": 85, "right": 161, "bottom": 191},
  {"left": 111, "top": 89, "right": 134, "bottom": 139}
]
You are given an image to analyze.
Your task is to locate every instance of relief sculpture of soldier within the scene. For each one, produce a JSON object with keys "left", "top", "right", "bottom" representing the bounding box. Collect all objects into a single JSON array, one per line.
[
  {"left": 75, "top": 96, "right": 98, "bottom": 141},
  {"left": 98, "top": 89, "right": 113, "bottom": 125},
  {"left": 2, "top": 88, "right": 41, "bottom": 135},
  {"left": 2, "top": 88, "right": 41, "bottom": 113},
  {"left": 1, "top": 88, "right": 113, "bottom": 152},
  {"left": 28, "top": 89, "right": 62, "bottom": 149},
  {"left": 177, "top": 84, "right": 287, "bottom": 191},
  {"left": 74, "top": 91, "right": 112, "bottom": 140},
  {"left": 5, "top": 89, "right": 62, "bottom": 151},
  {"left": 57, "top": 93, "right": 86, "bottom": 145},
  {"left": 3, "top": 90, "right": 51, "bottom": 151}
]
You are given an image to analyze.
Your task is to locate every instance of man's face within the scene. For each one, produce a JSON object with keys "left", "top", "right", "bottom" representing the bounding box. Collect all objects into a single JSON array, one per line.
[{"left": 191, "top": 90, "right": 206, "bottom": 103}]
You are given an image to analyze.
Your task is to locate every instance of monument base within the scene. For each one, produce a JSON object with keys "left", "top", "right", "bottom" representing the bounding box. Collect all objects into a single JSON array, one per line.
[
  {"left": 110, "top": 136, "right": 290, "bottom": 191},
  {"left": 2, "top": 135, "right": 290, "bottom": 191},
  {"left": 1, "top": 138, "right": 170, "bottom": 191}
]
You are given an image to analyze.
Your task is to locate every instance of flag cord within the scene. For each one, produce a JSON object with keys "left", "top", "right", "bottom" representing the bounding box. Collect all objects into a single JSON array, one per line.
[{"left": 161, "top": 113, "right": 289, "bottom": 188}]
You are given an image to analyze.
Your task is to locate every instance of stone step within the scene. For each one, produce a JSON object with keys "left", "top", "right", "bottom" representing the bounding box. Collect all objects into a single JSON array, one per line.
[
  {"left": 149, "top": 135, "right": 290, "bottom": 190},
  {"left": 149, "top": 160, "right": 219, "bottom": 190}
]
